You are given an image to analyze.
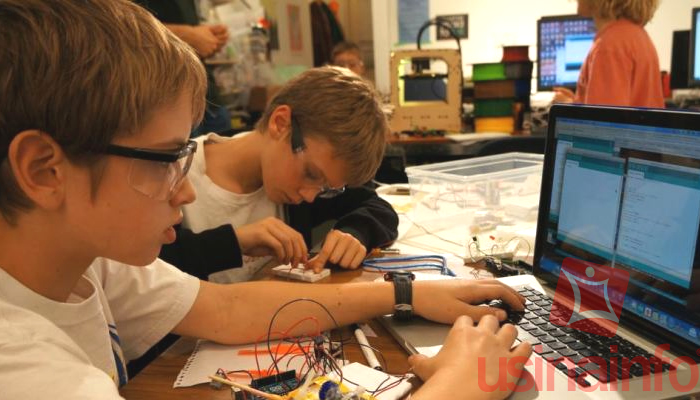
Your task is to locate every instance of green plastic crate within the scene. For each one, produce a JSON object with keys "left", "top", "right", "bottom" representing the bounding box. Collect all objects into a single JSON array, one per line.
[
  {"left": 473, "top": 63, "right": 506, "bottom": 81},
  {"left": 474, "top": 98, "right": 514, "bottom": 117}
]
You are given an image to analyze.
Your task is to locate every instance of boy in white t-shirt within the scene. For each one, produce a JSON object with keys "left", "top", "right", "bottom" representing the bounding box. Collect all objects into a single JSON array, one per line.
[{"left": 0, "top": 1, "right": 531, "bottom": 399}]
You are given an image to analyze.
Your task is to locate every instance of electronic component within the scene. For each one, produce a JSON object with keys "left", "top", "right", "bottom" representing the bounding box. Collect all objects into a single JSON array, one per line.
[
  {"left": 288, "top": 376, "right": 375, "bottom": 400},
  {"left": 481, "top": 257, "right": 529, "bottom": 277},
  {"left": 271, "top": 265, "right": 331, "bottom": 282},
  {"left": 231, "top": 386, "right": 245, "bottom": 400},
  {"left": 210, "top": 369, "right": 228, "bottom": 390},
  {"left": 250, "top": 370, "right": 298, "bottom": 400}
]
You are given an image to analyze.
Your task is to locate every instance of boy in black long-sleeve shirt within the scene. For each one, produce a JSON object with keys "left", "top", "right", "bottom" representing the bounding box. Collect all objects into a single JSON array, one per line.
[{"left": 160, "top": 67, "right": 398, "bottom": 279}]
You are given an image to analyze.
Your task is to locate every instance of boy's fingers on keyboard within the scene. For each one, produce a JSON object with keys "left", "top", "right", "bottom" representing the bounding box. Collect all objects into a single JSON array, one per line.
[
  {"left": 467, "top": 284, "right": 524, "bottom": 311},
  {"left": 483, "top": 282, "right": 526, "bottom": 311},
  {"left": 496, "top": 323, "right": 519, "bottom": 346},
  {"left": 465, "top": 305, "right": 507, "bottom": 321},
  {"left": 477, "top": 280, "right": 527, "bottom": 302},
  {"left": 511, "top": 340, "right": 533, "bottom": 361},
  {"left": 489, "top": 280, "right": 527, "bottom": 302},
  {"left": 477, "top": 314, "right": 500, "bottom": 333}
]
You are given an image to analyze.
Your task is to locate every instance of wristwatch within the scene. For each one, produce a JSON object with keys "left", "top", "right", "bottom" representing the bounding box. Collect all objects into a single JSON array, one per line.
[{"left": 384, "top": 271, "right": 415, "bottom": 321}]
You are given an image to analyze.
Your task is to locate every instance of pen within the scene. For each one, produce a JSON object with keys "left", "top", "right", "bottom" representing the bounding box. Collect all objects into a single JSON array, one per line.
[
  {"left": 369, "top": 247, "right": 401, "bottom": 257},
  {"left": 351, "top": 323, "right": 383, "bottom": 371}
]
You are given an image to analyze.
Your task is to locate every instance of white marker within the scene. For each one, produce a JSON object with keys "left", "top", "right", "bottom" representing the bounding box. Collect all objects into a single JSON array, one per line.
[{"left": 352, "top": 323, "right": 383, "bottom": 371}]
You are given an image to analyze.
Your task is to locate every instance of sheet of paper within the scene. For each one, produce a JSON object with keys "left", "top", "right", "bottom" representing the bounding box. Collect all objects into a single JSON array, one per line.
[
  {"left": 174, "top": 339, "right": 308, "bottom": 388},
  {"left": 333, "top": 362, "right": 413, "bottom": 400},
  {"left": 175, "top": 345, "right": 411, "bottom": 400}
]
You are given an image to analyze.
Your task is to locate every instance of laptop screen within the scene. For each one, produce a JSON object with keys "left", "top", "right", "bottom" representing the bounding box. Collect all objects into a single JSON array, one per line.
[{"left": 535, "top": 105, "right": 700, "bottom": 353}]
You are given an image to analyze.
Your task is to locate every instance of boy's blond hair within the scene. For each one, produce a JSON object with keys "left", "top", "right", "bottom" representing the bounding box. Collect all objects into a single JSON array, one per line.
[
  {"left": 256, "top": 66, "right": 388, "bottom": 186},
  {"left": 0, "top": 0, "right": 207, "bottom": 223},
  {"left": 586, "top": 0, "right": 659, "bottom": 26}
]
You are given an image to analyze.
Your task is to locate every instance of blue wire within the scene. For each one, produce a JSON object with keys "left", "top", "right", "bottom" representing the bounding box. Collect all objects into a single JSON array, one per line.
[
  {"left": 364, "top": 264, "right": 448, "bottom": 274},
  {"left": 362, "top": 254, "right": 456, "bottom": 276}
]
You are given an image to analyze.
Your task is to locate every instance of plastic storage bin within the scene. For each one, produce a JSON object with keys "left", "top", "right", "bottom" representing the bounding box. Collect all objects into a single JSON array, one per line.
[{"left": 404, "top": 152, "right": 543, "bottom": 243}]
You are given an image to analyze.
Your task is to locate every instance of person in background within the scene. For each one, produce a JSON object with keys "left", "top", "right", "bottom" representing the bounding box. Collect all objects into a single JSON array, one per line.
[
  {"left": 331, "top": 41, "right": 366, "bottom": 77},
  {"left": 553, "top": 0, "right": 663, "bottom": 108},
  {"left": 160, "top": 66, "right": 397, "bottom": 282},
  {"left": 134, "top": 0, "right": 232, "bottom": 136}
]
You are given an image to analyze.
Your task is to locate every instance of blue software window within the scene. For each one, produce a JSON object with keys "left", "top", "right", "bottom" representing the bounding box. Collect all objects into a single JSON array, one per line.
[
  {"left": 616, "top": 159, "right": 700, "bottom": 288},
  {"left": 538, "top": 16, "right": 595, "bottom": 91},
  {"left": 557, "top": 150, "right": 625, "bottom": 259}
]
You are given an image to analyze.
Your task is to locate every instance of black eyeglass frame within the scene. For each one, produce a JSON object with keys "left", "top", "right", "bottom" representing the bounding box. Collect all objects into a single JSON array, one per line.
[
  {"left": 102, "top": 139, "right": 198, "bottom": 162},
  {"left": 291, "top": 117, "right": 306, "bottom": 154},
  {"left": 289, "top": 116, "right": 346, "bottom": 199}
]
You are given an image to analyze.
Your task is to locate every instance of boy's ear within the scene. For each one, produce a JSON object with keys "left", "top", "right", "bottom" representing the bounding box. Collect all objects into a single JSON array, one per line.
[
  {"left": 267, "top": 105, "right": 292, "bottom": 141},
  {"left": 7, "top": 130, "right": 67, "bottom": 210}
]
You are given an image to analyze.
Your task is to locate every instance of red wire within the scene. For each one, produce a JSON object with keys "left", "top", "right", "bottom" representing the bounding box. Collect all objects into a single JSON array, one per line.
[{"left": 245, "top": 316, "right": 323, "bottom": 382}]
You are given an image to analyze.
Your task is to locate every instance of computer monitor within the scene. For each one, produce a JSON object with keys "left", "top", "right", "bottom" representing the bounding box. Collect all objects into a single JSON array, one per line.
[
  {"left": 670, "top": 30, "right": 690, "bottom": 90},
  {"left": 537, "top": 15, "right": 596, "bottom": 92},
  {"left": 536, "top": 104, "right": 700, "bottom": 355},
  {"left": 689, "top": 8, "right": 700, "bottom": 87}
]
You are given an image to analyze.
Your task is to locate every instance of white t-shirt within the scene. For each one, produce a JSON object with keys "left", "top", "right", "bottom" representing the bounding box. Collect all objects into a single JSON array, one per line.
[
  {"left": 183, "top": 132, "right": 282, "bottom": 283},
  {"left": 0, "top": 258, "right": 199, "bottom": 399}
]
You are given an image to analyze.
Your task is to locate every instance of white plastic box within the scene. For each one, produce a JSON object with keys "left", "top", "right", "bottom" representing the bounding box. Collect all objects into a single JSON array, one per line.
[{"left": 404, "top": 153, "right": 543, "bottom": 246}]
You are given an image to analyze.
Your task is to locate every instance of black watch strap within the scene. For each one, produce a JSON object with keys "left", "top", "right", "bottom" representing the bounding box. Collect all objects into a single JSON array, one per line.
[{"left": 385, "top": 271, "right": 414, "bottom": 321}]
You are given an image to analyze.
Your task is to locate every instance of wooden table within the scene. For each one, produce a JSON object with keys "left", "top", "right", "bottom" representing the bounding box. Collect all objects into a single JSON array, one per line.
[{"left": 120, "top": 269, "right": 414, "bottom": 400}]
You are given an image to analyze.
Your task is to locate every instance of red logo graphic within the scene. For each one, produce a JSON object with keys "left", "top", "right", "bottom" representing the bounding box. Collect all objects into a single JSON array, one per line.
[{"left": 551, "top": 258, "right": 630, "bottom": 337}]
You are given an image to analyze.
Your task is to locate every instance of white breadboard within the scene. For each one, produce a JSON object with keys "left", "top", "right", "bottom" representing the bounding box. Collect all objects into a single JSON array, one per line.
[{"left": 271, "top": 265, "right": 331, "bottom": 282}]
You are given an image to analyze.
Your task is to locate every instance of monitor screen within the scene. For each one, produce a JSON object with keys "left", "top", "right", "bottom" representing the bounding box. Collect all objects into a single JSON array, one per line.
[
  {"left": 536, "top": 105, "right": 700, "bottom": 354},
  {"left": 537, "top": 15, "right": 596, "bottom": 92},
  {"left": 690, "top": 8, "right": 700, "bottom": 86},
  {"left": 670, "top": 30, "right": 690, "bottom": 90}
]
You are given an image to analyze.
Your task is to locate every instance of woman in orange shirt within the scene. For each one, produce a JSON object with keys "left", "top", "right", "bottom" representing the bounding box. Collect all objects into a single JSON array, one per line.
[{"left": 554, "top": 0, "right": 664, "bottom": 108}]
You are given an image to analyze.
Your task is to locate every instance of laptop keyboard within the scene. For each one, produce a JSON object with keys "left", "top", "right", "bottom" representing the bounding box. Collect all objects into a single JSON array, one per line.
[{"left": 509, "top": 286, "right": 674, "bottom": 386}]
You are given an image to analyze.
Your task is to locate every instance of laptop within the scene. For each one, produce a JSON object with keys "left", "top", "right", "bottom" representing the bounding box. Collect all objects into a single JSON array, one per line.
[{"left": 381, "top": 104, "right": 700, "bottom": 399}]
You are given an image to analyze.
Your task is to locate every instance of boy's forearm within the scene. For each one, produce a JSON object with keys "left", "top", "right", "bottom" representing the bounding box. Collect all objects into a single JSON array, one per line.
[{"left": 178, "top": 280, "right": 395, "bottom": 344}]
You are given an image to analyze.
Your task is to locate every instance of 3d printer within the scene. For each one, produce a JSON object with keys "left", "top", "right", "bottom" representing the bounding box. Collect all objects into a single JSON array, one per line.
[{"left": 388, "top": 19, "right": 464, "bottom": 133}]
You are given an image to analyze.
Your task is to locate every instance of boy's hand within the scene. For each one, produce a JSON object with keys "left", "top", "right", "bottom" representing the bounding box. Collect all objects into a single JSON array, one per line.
[
  {"left": 408, "top": 315, "right": 532, "bottom": 400},
  {"left": 305, "top": 229, "right": 367, "bottom": 272},
  {"left": 235, "top": 217, "right": 308, "bottom": 267},
  {"left": 412, "top": 279, "right": 526, "bottom": 324}
]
